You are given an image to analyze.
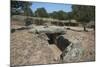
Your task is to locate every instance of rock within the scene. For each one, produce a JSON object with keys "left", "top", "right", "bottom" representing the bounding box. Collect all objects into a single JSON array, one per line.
[
  {"left": 11, "top": 29, "right": 16, "bottom": 33},
  {"left": 56, "top": 35, "right": 71, "bottom": 51},
  {"left": 37, "top": 33, "right": 49, "bottom": 40},
  {"left": 29, "top": 26, "right": 66, "bottom": 34},
  {"left": 60, "top": 41, "right": 84, "bottom": 63}
]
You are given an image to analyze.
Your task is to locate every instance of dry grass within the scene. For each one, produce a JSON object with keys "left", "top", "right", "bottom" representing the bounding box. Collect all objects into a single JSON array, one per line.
[
  {"left": 11, "top": 30, "right": 59, "bottom": 66},
  {"left": 64, "top": 30, "right": 95, "bottom": 62},
  {"left": 11, "top": 21, "right": 95, "bottom": 66}
]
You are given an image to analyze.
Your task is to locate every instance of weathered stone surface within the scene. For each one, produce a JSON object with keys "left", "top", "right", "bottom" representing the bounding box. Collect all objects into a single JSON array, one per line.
[
  {"left": 29, "top": 26, "right": 66, "bottom": 34},
  {"left": 56, "top": 35, "right": 71, "bottom": 51},
  {"left": 60, "top": 40, "right": 84, "bottom": 63},
  {"left": 61, "top": 30, "right": 95, "bottom": 62}
]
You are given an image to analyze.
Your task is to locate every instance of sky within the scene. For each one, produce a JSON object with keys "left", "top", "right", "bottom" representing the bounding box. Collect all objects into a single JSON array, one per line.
[{"left": 30, "top": 2, "right": 72, "bottom": 13}]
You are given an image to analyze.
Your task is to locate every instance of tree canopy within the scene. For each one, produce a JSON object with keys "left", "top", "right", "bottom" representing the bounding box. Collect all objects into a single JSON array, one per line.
[
  {"left": 34, "top": 8, "right": 48, "bottom": 17},
  {"left": 72, "top": 5, "right": 95, "bottom": 31},
  {"left": 11, "top": 0, "right": 33, "bottom": 16},
  {"left": 49, "top": 10, "right": 68, "bottom": 20},
  {"left": 72, "top": 5, "right": 95, "bottom": 22}
]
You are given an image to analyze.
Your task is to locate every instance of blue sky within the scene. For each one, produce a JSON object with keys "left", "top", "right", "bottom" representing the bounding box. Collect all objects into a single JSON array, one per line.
[{"left": 30, "top": 2, "right": 72, "bottom": 13}]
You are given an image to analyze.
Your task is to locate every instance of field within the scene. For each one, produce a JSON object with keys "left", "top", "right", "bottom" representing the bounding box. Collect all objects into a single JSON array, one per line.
[{"left": 11, "top": 20, "right": 95, "bottom": 66}]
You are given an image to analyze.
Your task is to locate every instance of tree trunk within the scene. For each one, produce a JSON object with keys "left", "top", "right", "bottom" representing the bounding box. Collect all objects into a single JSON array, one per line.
[
  {"left": 83, "top": 26, "right": 87, "bottom": 31},
  {"left": 69, "top": 20, "right": 71, "bottom": 26},
  {"left": 83, "top": 24, "right": 87, "bottom": 32}
]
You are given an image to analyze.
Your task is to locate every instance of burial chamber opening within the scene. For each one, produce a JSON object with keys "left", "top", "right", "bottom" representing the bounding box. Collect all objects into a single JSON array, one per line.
[
  {"left": 46, "top": 33, "right": 71, "bottom": 51},
  {"left": 56, "top": 35, "right": 71, "bottom": 51},
  {"left": 46, "top": 33, "right": 59, "bottom": 44}
]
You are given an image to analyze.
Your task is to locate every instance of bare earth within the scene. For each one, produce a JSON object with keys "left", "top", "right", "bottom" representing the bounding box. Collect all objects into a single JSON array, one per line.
[{"left": 11, "top": 24, "right": 95, "bottom": 66}]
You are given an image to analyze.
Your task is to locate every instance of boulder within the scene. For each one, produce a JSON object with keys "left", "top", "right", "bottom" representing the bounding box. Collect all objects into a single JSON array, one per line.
[{"left": 60, "top": 41, "right": 84, "bottom": 63}]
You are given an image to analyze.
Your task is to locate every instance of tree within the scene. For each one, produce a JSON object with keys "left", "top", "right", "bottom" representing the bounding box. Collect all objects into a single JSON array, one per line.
[
  {"left": 34, "top": 8, "right": 48, "bottom": 17},
  {"left": 49, "top": 11, "right": 58, "bottom": 19},
  {"left": 49, "top": 10, "right": 68, "bottom": 20},
  {"left": 67, "top": 12, "right": 73, "bottom": 26},
  {"left": 72, "top": 5, "right": 95, "bottom": 31},
  {"left": 11, "top": 0, "right": 33, "bottom": 16}
]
